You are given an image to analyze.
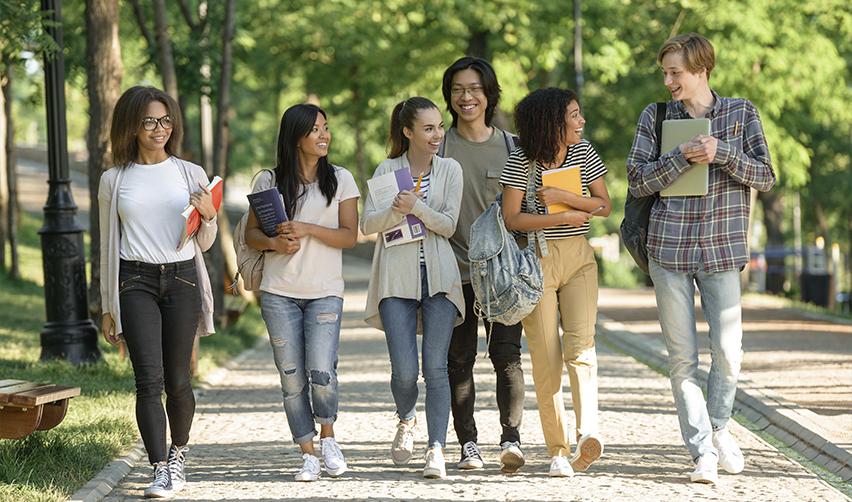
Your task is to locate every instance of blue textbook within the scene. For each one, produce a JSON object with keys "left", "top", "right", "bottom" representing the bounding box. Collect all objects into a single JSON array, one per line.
[{"left": 246, "top": 187, "right": 288, "bottom": 237}]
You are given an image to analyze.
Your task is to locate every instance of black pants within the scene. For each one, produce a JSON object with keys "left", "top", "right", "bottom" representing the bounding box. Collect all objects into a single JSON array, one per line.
[
  {"left": 447, "top": 283, "right": 524, "bottom": 446},
  {"left": 119, "top": 258, "right": 200, "bottom": 464}
]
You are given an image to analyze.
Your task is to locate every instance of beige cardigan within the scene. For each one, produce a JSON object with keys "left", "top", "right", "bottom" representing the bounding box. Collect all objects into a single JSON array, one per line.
[
  {"left": 98, "top": 158, "right": 218, "bottom": 338},
  {"left": 360, "top": 154, "right": 465, "bottom": 331}
]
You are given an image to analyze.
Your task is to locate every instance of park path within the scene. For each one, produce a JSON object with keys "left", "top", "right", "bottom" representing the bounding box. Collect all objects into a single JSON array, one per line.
[{"left": 101, "top": 260, "right": 847, "bottom": 501}]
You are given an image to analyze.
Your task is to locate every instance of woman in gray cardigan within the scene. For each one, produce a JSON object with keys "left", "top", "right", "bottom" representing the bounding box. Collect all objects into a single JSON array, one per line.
[
  {"left": 98, "top": 86, "right": 218, "bottom": 499},
  {"left": 361, "top": 97, "right": 464, "bottom": 479}
]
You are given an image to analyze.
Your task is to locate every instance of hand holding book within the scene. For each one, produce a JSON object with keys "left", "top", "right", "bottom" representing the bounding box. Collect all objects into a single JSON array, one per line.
[{"left": 178, "top": 176, "right": 223, "bottom": 250}]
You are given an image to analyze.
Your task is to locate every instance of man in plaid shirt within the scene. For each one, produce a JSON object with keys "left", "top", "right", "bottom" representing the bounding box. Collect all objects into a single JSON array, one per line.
[{"left": 626, "top": 33, "right": 775, "bottom": 485}]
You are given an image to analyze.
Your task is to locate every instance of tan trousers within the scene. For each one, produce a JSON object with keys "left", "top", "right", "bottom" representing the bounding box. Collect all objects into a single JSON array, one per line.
[{"left": 522, "top": 236, "right": 599, "bottom": 457}]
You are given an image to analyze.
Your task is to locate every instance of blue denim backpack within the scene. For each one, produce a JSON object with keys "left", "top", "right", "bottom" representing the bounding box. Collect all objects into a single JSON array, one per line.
[{"left": 468, "top": 160, "right": 547, "bottom": 327}]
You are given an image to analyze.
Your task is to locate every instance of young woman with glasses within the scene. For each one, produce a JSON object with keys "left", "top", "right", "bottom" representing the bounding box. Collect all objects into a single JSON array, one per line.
[{"left": 98, "top": 86, "right": 218, "bottom": 499}]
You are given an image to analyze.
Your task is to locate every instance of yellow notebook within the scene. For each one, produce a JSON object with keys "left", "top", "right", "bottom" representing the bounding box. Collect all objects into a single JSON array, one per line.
[{"left": 541, "top": 165, "right": 582, "bottom": 214}]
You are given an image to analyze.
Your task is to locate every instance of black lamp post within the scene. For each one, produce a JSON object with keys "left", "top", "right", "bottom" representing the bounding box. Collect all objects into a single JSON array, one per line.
[{"left": 38, "top": 0, "right": 101, "bottom": 363}]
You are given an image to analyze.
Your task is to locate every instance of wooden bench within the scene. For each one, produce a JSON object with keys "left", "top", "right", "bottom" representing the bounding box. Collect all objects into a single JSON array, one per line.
[{"left": 0, "top": 379, "right": 81, "bottom": 439}]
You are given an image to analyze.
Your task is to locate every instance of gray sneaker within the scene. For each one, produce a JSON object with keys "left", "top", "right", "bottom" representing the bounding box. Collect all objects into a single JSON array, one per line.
[
  {"left": 391, "top": 418, "right": 416, "bottom": 465},
  {"left": 458, "top": 441, "right": 484, "bottom": 469},
  {"left": 499, "top": 441, "right": 525, "bottom": 473},
  {"left": 143, "top": 462, "right": 174, "bottom": 499},
  {"left": 167, "top": 444, "right": 188, "bottom": 492}
]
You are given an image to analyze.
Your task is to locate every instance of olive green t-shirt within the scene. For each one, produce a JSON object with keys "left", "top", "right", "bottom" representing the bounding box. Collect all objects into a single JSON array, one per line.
[{"left": 444, "top": 127, "right": 514, "bottom": 283}]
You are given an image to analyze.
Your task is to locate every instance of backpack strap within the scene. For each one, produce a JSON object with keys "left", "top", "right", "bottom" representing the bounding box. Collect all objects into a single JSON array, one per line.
[
  {"left": 523, "top": 158, "right": 549, "bottom": 257},
  {"left": 250, "top": 168, "right": 276, "bottom": 193},
  {"left": 502, "top": 130, "right": 519, "bottom": 154},
  {"left": 654, "top": 102, "right": 667, "bottom": 159}
]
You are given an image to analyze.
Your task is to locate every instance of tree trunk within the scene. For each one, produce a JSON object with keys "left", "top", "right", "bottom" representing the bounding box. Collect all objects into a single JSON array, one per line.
[
  {"left": 466, "top": 30, "right": 489, "bottom": 59},
  {"left": 206, "top": 0, "right": 236, "bottom": 326},
  {"left": 0, "top": 60, "right": 7, "bottom": 274},
  {"left": 758, "top": 190, "right": 785, "bottom": 294},
  {"left": 152, "top": 0, "right": 179, "bottom": 101},
  {"left": 3, "top": 67, "right": 19, "bottom": 279},
  {"left": 85, "top": 0, "right": 123, "bottom": 319}
]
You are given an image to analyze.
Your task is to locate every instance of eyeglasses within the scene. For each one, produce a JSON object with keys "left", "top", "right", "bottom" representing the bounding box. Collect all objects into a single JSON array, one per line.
[
  {"left": 140, "top": 115, "right": 173, "bottom": 131},
  {"left": 450, "top": 85, "right": 485, "bottom": 97}
]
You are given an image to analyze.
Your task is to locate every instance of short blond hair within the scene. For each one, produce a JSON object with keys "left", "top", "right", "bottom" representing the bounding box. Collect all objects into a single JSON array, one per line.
[{"left": 657, "top": 33, "right": 715, "bottom": 79}]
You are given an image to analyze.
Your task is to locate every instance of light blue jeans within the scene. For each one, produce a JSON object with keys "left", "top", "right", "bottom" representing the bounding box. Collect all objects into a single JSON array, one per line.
[
  {"left": 649, "top": 260, "right": 743, "bottom": 460},
  {"left": 260, "top": 293, "right": 343, "bottom": 445},
  {"left": 379, "top": 265, "right": 457, "bottom": 449}
]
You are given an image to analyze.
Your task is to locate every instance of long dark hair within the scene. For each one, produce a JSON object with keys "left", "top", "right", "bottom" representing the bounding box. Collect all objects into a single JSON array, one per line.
[
  {"left": 275, "top": 104, "right": 337, "bottom": 218},
  {"left": 388, "top": 97, "right": 439, "bottom": 158},
  {"left": 110, "top": 86, "right": 183, "bottom": 167},
  {"left": 441, "top": 56, "right": 501, "bottom": 128},
  {"left": 514, "top": 88, "right": 579, "bottom": 165}
]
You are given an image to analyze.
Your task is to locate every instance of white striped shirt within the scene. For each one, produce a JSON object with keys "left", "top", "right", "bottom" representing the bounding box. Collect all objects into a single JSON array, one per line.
[
  {"left": 414, "top": 173, "right": 431, "bottom": 264},
  {"left": 499, "top": 140, "right": 607, "bottom": 239}
]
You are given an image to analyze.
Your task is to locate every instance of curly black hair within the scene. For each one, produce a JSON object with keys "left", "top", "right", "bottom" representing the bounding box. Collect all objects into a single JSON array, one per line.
[{"left": 514, "top": 88, "right": 579, "bottom": 165}]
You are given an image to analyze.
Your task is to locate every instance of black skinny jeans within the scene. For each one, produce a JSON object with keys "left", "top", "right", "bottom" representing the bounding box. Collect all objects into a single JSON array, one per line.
[
  {"left": 119, "top": 258, "right": 200, "bottom": 464},
  {"left": 447, "top": 282, "right": 525, "bottom": 446}
]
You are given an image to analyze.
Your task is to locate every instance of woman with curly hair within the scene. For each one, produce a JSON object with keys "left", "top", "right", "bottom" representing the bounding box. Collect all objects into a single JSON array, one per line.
[{"left": 499, "top": 88, "right": 611, "bottom": 477}]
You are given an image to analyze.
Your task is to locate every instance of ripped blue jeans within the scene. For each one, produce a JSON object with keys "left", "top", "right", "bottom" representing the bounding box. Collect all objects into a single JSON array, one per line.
[{"left": 260, "top": 293, "right": 343, "bottom": 444}]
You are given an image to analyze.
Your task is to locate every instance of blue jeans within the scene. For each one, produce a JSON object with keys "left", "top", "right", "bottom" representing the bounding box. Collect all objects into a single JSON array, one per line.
[
  {"left": 260, "top": 293, "right": 343, "bottom": 445},
  {"left": 649, "top": 260, "right": 743, "bottom": 460},
  {"left": 379, "top": 265, "right": 457, "bottom": 449}
]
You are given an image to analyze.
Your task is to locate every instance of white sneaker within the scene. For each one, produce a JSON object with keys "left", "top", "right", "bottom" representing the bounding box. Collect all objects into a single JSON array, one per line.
[
  {"left": 499, "top": 441, "right": 525, "bottom": 473},
  {"left": 143, "top": 462, "right": 174, "bottom": 499},
  {"left": 391, "top": 418, "right": 416, "bottom": 465},
  {"left": 320, "top": 437, "right": 348, "bottom": 477},
  {"left": 294, "top": 453, "right": 321, "bottom": 482},
  {"left": 690, "top": 453, "right": 718, "bottom": 484},
  {"left": 457, "top": 441, "right": 484, "bottom": 469},
  {"left": 423, "top": 447, "right": 447, "bottom": 479},
  {"left": 713, "top": 428, "right": 744, "bottom": 474},
  {"left": 570, "top": 434, "right": 603, "bottom": 472},
  {"left": 548, "top": 455, "right": 574, "bottom": 477}
]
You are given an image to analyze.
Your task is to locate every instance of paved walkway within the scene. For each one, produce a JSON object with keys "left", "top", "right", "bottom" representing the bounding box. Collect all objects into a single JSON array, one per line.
[
  {"left": 598, "top": 287, "right": 852, "bottom": 452},
  {"left": 101, "top": 273, "right": 846, "bottom": 501}
]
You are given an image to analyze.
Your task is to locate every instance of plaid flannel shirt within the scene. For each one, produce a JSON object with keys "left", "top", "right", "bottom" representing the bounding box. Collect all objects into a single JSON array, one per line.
[{"left": 626, "top": 92, "right": 776, "bottom": 273}]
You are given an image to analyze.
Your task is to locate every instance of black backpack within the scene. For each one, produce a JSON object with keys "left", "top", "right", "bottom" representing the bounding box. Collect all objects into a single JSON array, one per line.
[{"left": 620, "top": 102, "right": 667, "bottom": 275}]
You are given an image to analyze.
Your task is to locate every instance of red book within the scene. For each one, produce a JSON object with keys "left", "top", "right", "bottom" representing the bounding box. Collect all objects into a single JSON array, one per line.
[{"left": 178, "top": 176, "right": 223, "bottom": 250}]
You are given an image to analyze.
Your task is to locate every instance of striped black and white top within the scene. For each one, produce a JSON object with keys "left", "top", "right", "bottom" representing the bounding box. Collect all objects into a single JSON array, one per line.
[
  {"left": 414, "top": 172, "right": 431, "bottom": 264},
  {"left": 499, "top": 140, "right": 607, "bottom": 239}
]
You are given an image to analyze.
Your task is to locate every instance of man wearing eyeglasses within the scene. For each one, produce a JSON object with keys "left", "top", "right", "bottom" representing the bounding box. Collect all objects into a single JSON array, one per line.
[{"left": 440, "top": 57, "right": 526, "bottom": 474}]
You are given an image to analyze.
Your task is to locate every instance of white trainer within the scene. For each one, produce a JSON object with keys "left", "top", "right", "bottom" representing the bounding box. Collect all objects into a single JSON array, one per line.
[
  {"left": 690, "top": 453, "right": 719, "bottom": 484},
  {"left": 548, "top": 455, "right": 574, "bottom": 477},
  {"left": 320, "top": 437, "right": 348, "bottom": 477},
  {"left": 391, "top": 418, "right": 416, "bottom": 465},
  {"left": 713, "top": 428, "right": 744, "bottom": 474},
  {"left": 294, "top": 453, "right": 321, "bottom": 482},
  {"left": 423, "top": 446, "right": 447, "bottom": 479}
]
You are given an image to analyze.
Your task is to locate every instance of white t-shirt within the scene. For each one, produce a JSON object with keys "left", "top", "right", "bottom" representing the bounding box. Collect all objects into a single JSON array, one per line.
[
  {"left": 261, "top": 166, "right": 360, "bottom": 299},
  {"left": 118, "top": 157, "right": 197, "bottom": 264}
]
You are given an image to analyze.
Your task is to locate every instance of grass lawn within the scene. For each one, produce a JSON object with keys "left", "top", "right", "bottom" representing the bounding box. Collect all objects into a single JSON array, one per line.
[{"left": 0, "top": 212, "right": 265, "bottom": 502}]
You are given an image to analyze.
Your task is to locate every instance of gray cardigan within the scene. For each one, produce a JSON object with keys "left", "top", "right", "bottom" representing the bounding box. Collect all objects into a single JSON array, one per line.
[
  {"left": 98, "top": 158, "right": 218, "bottom": 338},
  {"left": 360, "top": 154, "right": 465, "bottom": 331}
]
